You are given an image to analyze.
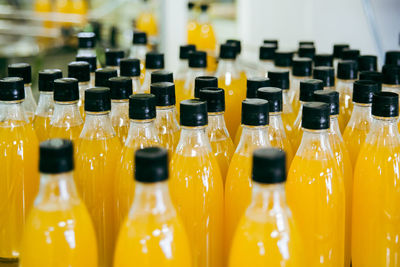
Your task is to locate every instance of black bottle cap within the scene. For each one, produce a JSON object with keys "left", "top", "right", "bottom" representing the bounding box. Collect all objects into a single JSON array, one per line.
[
  {"left": 120, "top": 58, "right": 140, "bottom": 77},
  {"left": 76, "top": 55, "right": 97, "bottom": 73},
  {"left": 0, "top": 77, "right": 25, "bottom": 101},
  {"left": 268, "top": 70, "right": 290, "bottom": 90},
  {"left": 105, "top": 48, "right": 125, "bottom": 67},
  {"left": 84, "top": 87, "right": 111, "bottom": 112},
  {"left": 226, "top": 39, "right": 241, "bottom": 55},
  {"left": 299, "top": 79, "right": 323, "bottom": 102},
  {"left": 95, "top": 68, "right": 118, "bottom": 87},
  {"left": 333, "top": 44, "right": 350, "bottom": 58},
  {"left": 194, "top": 76, "right": 218, "bottom": 98},
  {"left": 109, "top": 77, "right": 132, "bottom": 100},
  {"left": 359, "top": 71, "right": 383, "bottom": 89},
  {"left": 77, "top": 32, "right": 96, "bottom": 48},
  {"left": 298, "top": 45, "right": 316, "bottom": 59},
  {"left": 342, "top": 49, "right": 360, "bottom": 60},
  {"left": 199, "top": 87, "right": 225, "bottom": 113},
  {"left": 68, "top": 61, "right": 90, "bottom": 82},
  {"left": 353, "top": 80, "right": 380, "bottom": 104},
  {"left": 129, "top": 93, "right": 156, "bottom": 120},
  {"left": 38, "top": 69, "right": 63, "bottom": 92},
  {"left": 372, "top": 92, "right": 399, "bottom": 117},
  {"left": 241, "top": 98, "right": 269, "bottom": 126},
  {"left": 313, "top": 89, "right": 339, "bottom": 116},
  {"left": 252, "top": 148, "right": 286, "bottom": 184},
  {"left": 132, "top": 31, "right": 147, "bottom": 45},
  {"left": 382, "top": 65, "right": 400, "bottom": 85},
  {"left": 200, "top": 3, "right": 209, "bottom": 11},
  {"left": 247, "top": 77, "right": 270, "bottom": 98},
  {"left": 179, "top": 44, "right": 196, "bottom": 59},
  {"left": 313, "top": 66, "right": 335, "bottom": 87},
  {"left": 145, "top": 52, "right": 164, "bottom": 69},
  {"left": 151, "top": 70, "right": 173, "bottom": 84},
  {"left": 292, "top": 57, "right": 313, "bottom": 77},
  {"left": 150, "top": 82, "right": 176, "bottom": 106},
  {"left": 188, "top": 2, "right": 195, "bottom": 9},
  {"left": 358, "top": 55, "right": 377, "bottom": 72},
  {"left": 385, "top": 51, "right": 400, "bottom": 66},
  {"left": 337, "top": 60, "right": 358, "bottom": 80},
  {"left": 39, "top": 139, "right": 74, "bottom": 174},
  {"left": 259, "top": 44, "right": 277, "bottom": 60},
  {"left": 314, "top": 54, "right": 333, "bottom": 67},
  {"left": 263, "top": 39, "right": 279, "bottom": 48},
  {"left": 180, "top": 99, "right": 208, "bottom": 126},
  {"left": 135, "top": 147, "right": 169, "bottom": 183},
  {"left": 257, "top": 87, "right": 282, "bottom": 112},
  {"left": 189, "top": 50, "right": 207, "bottom": 68},
  {"left": 54, "top": 78, "right": 79, "bottom": 102},
  {"left": 274, "top": 50, "right": 293, "bottom": 67},
  {"left": 299, "top": 41, "right": 314, "bottom": 46},
  {"left": 8, "top": 63, "right": 32, "bottom": 84},
  {"left": 301, "top": 102, "right": 330, "bottom": 130}
]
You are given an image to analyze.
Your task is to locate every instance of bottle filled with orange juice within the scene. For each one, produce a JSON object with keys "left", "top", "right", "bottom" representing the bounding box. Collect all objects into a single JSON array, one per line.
[
  {"left": 150, "top": 82, "right": 180, "bottom": 153},
  {"left": 382, "top": 64, "right": 400, "bottom": 93},
  {"left": 226, "top": 39, "right": 246, "bottom": 79},
  {"left": 114, "top": 147, "right": 192, "bottom": 267},
  {"left": 95, "top": 68, "right": 118, "bottom": 88},
  {"left": 136, "top": 0, "right": 158, "bottom": 39},
  {"left": 129, "top": 31, "right": 148, "bottom": 84},
  {"left": 109, "top": 77, "right": 133, "bottom": 144},
  {"left": 336, "top": 60, "right": 358, "bottom": 131},
  {"left": 68, "top": 61, "right": 90, "bottom": 117},
  {"left": 175, "top": 44, "right": 196, "bottom": 88},
  {"left": 114, "top": 94, "right": 159, "bottom": 233},
  {"left": 151, "top": 70, "right": 174, "bottom": 84},
  {"left": 34, "top": 69, "right": 62, "bottom": 142},
  {"left": 196, "top": 3, "right": 217, "bottom": 72},
  {"left": 169, "top": 99, "right": 223, "bottom": 267},
  {"left": 314, "top": 89, "right": 353, "bottom": 266},
  {"left": 187, "top": 2, "right": 199, "bottom": 45},
  {"left": 77, "top": 32, "right": 96, "bottom": 58},
  {"left": 229, "top": 148, "right": 305, "bottom": 267},
  {"left": 76, "top": 55, "right": 97, "bottom": 87},
  {"left": 343, "top": 80, "right": 380, "bottom": 165},
  {"left": 199, "top": 87, "right": 234, "bottom": 181},
  {"left": 258, "top": 44, "right": 277, "bottom": 77},
  {"left": 257, "top": 87, "right": 294, "bottom": 168},
  {"left": 49, "top": 78, "right": 83, "bottom": 142},
  {"left": 0, "top": 77, "right": 39, "bottom": 262},
  {"left": 20, "top": 139, "right": 98, "bottom": 267},
  {"left": 286, "top": 102, "right": 345, "bottom": 266},
  {"left": 216, "top": 43, "right": 246, "bottom": 137},
  {"left": 352, "top": 92, "right": 400, "bottom": 266},
  {"left": 120, "top": 58, "right": 142, "bottom": 94},
  {"left": 8, "top": 63, "right": 37, "bottom": 122},
  {"left": 75, "top": 88, "right": 121, "bottom": 267},
  {"left": 290, "top": 57, "right": 313, "bottom": 113},
  {"left": 225, "top": 99, "right": 270, "bottom": 258},
  {"left": 105, "top": 49, "right": 125, "bottom": 75},
  {"left": 55, "top": 0, "right": 87, "bottom": 24},
  {"left": 141, "top": 52, "right": 164, "bottom": 93}
]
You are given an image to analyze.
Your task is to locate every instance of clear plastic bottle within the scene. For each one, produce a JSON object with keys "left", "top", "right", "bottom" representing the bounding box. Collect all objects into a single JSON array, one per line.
[
  {"left": 258, "top": 44, "right": 277, "bottom": 77},
  {"left": 120, "top": 58, "right": 142, "bottom": 94},
  {"left": 77, "top": 32, "right": 97, "bottom": 58},
  {"left": 0, "top": 77, "right": 39, "bottom": 262},
  {"left": 76, "top": 55, "right": 97, "bottom": 87},
  {"left": 114, "top": 147, "right": 192, "bottom": 266},
  {"left": 286, "top": 102, "right": 345, "bottom": 266},
  {"left": 226, "top": 39, "right": 246, "bottom": 80},
  {"left": 129, "top": 31, "right": 147, "bottom": 84},
  {"left": 225, "top": 99, "right": 270, "bottom": 259},
  {"left": 49, "top": 78, "right": 83, "bottom": 142},
  {"left": 150, "top": 82, "right": 180, "bottom": 153},
  {"left": 381, "top": 64, "right": 400, "bottom": 94},
  {"left": 169, "top": 99, "right": 223, "bottom": 267},
  {"left": 141, "top": 52, "right": 164, "bottom": 93},
  {"left": 352, "top": 92, "right": 400, "bottom": 266},
  {"left": 187, "top": 1, "right": 199, "bottom": 45},
  {"left": 199, "top": 87, "right": 234, "bottom": 181},
  {"left": 136, "top": 0, "right": 158, "bottom": 39},
  {"left": 196, "top": 3, "right": 217, "bottom": 73},
  {"left": 8, "top": 63, "right": 37, "bottom": 122},
  {"left": 175, "top": 44, "right": 196, "bottom": 87},
  {"left": 68, "top": 61, "right": 91, "bottom": 117},
  {"left": 229, "top": 148, "right": 305, "bottom": 267},
  {"left": 290, "top": 57, "right": 313, "bottom": 113},
  {"left": 105, "top": 48, "right": 125, "bottom": 75},
  {"left": 358, "top": 55, "right": 377, "bottom": 72},
  {"left": 33, "top": 69, "right": 62, "bottom": 142},
  {"left": 20, "top": 139, "right": 98, "bottom": 267},
  {"left": 95, "top": 67, "right": 118, "bottom": 88}
]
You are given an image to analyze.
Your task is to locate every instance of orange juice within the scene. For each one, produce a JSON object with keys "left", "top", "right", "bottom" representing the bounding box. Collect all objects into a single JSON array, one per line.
[
  {"left": 196, "top": 4, "right": 217, "bottom": 72},
  {"left": 114, "top": 147, "right": 191, "bottom": 267},
  {"left": 187, "top": 2, "right": 199, "bottom": 45},
  {"left": 137, "top": 3, "right": 158, "bottom": 38},
  {"left": 170, "top": 99, "right": 223, "bottom": 267},
  {"left": 55, "top": 0, "right": 87, "bottom": 27},
  {"left": 141, "top": 52, "right": 164, "bottom": 93}
]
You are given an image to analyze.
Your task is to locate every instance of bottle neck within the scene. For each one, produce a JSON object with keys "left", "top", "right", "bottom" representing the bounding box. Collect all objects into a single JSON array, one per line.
[
  {"left": 156, "top": 105, "right": 178, "bottom": 118},
  {"left": 237, "top": 125, "right": 270, "bottom": 151},
  {"left": 0, "top": 100, "right": 28, "bottom": 123},
  {"left": 298, "top": 128, "right": 331, "bottom": 157},
  {"left": 249, "top": 182, "right": 287, "bottom": 212},
  {"left": 329, "top": 115, "right": 343, "bottom": 140},
  {"left": 36, "top": 91, "right": 54, "bottom": 117},
  {"left": 80, "top": 111, "right": 115, "bottom": 139},
  {"left": 52, "top": 101, "right": 83, "bottom": 125},
  {"left": 269, "top": 112, "right": 284, "bottom": 130},
  {"left": 216, "top": 59, "right": 238, "bottom": 77},
  {"left": 348, "top": 103, "right": 373, "bottom": 125},
  {"left": 125, "top": 118, "right": 158, "bottom": 144},
  {"left": 367, "top": 116, "right": 400, "bottom": 141},
  {"left": 208, "top": 112, "right": 228, "bottom": 130},
  {"left": 176, "top": 125, "right": 212, "bottom": 153},
  {"left": 198, "top": 11, "right": 209, "bottom": 24},
  {"left": 130, "top": 45, "right": 147, "bottom": 61},
  {"left": 111, "top": 99, "right": 129, "bottom": 116},
  {"left": 187, "top": 67, "right": 207, "bottom": 78},
  {"left": 77, "top": 48, "right": 96, "bottom": 58}
]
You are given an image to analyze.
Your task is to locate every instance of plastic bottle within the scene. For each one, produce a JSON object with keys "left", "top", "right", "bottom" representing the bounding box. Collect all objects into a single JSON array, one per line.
[
  {"left": 352, "top": 92, "right": 400, "bottom": 266},
  {"left": 175, "top": 44, "right": 196, "bottom": 87},
  {"left": 129, "top": 31, "right": 147, "bottom": 84},
  {"left": 68, "top": 61, "right": 90, "bottom": 117},
  {"left": 114, "top": 147, "right": 191, "bottom": 266},
  {"left": 314, "top": 54, "right": 334, "bottom": 67},
  {"left": 286, "top": 102, "right": 345, "bottom": 266},
  {"left": 120, "top": 58, "right": 141, "bottom": 94},
  {"left": 105, "top": 49, "right": 125, "bottom": 75},
  {"left": 199, "top": 87, "right": 234, "bottom": 181},
  {"left": 187, "top": 2, "right": 199, "bottom": 45},
  {"left": 77, "top": 32, "right": 96, "bottom": 58},
  {"left": 20, "top": 139, "right": 97, "bottom": 267},
  {"left": 141, "top": 52, "right": 164, "bottom": 93},
  {"left": 151, "top": 70, "right": 173, "bottom": 84},
  {"left": 385, "top": 50, "right": 400, "bottom": 66},
  {"left": 76, "top": 55, "right": 97, "bottom": 87},
  {"left": 95, "top": 67, "right": 118, "bottom": 88},
  {"left": 381, "top": 65, "right": 400, "bottom": 93},
  {"left": 193, "top": 75, "right": 218, "bottom": 99},
  {"left": 8, "top": 63, "right": 37, "bottom": 122},
  {"left": 169, "top": 99, "right": 223, "bottom": 267},
  {"left": 136, "top": 0, "right": 158, "bottom": 39},
  {"left": 225, "top": 99, "right": 270, "bottom": 258},
  {"left": 226, "top": 39, "right": 246, "bottom": 80},
  {"left": 229, "top": 148, "right": 305, "bottom": 267},
  {"left": 0, "top": 77, "right": 39, "bottom": 262},
  {"left": 49, "top": 78, "right": 83, "bottom": 142},
  {"left": 358, "top": 55, "right": 377, "bottom": 72},
  {"left": 290, "top": 57, "right": 313, "bottom": 113},
  {"left": 259, "top": 44, "right": 277, "bottom": 76},
  {"left": 196, "top": 3, "right": 217, "bottom": 72},
  {"left": 34, "top": 69, "right": 62, "bottom": 142},
  {"left": 150, "top": 82, "right": 180, "bottom": 153}
]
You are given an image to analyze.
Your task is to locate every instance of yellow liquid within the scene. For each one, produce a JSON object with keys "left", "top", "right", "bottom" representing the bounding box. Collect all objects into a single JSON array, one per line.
[
  {"left": 170, "top": 151, "right": 223, "bottom": 267},
  {"left": 75, "top": 137, "right": 121, "bottom": 267},
  {"left": 175, "top": 79, "right": 189, "bottom": 114},
  {"left": 158, "top": 126, "right": 180, "bottom": 154},
  {"left": 210, "top": 137, "right": 234, "bottom": 182},
  {"left": 282, "top": 92, "right": 296, "bottom": 140},
  {"left": 49, "top": 124, "right": 83, "bottom": 142},
  {"left": 34, "top": 0, "right": 52, "bottom": 29},
  {"left": 187, "top": 20, "right": 199, "bottom": 45},
  {"left": 137, "top": 12, "right": 158, "bottom": 37},
  {"left": 337, "top": 81, "right": 354, "bottom": 132},
  {"left": 269, "top": 115, "right": 294, "bottom": 169},
  {"left": 55, "top": 0, "right": 87, "bottom": 27},
  {"left": 114, "top": 124, "right": 129, "bottom": 145},
  {"left": 33, "top": 115, "right": 52, "bottom": 142},
  {"left": 20, "top": 203, "right": 98, "bottom": 267}
]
